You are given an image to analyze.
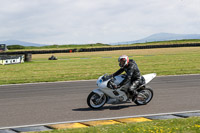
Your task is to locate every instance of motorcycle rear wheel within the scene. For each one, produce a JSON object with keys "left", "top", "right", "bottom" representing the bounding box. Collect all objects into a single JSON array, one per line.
[
  {"left": 134, "top": 87, "right": 153, "bottom": 105},
  {"left": 87, "top": 92, "right": 107, "bottom": 109}
]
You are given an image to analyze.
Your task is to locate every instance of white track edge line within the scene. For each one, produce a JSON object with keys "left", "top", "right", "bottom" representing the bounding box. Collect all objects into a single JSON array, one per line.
[
  {"left": 0, "top": 110, "right": 200, "bottom": 130},
  {"left": 1, "top": 74, "right": 200, "bottom": 87}
]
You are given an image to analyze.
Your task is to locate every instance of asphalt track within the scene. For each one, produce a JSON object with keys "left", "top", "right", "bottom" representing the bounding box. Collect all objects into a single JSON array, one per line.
[{"left": 0, "top": 74, "right": 200, "bottom": 128}]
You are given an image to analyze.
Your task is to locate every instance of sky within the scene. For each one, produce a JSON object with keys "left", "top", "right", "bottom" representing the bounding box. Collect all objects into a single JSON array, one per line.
[{"left": 0, "top": 0, "right": 200, "bottom": 45}]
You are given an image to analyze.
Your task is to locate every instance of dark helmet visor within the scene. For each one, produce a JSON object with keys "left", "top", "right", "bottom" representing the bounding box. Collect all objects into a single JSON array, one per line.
[{"left": 119, "top": 58, "right": 125, "bottom": 67}]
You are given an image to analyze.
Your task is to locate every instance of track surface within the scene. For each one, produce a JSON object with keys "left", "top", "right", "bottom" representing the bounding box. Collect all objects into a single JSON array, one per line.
[{"left": 0, "top": 75, "right": 200, "bottom": 128}]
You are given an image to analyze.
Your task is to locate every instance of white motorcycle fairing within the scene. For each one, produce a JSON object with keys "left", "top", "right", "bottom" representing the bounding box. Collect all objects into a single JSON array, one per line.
[
  {"left": 143, "top": 73, "right": 157, "bottom": 84},
  {"left": 94, "top": 75, "right": 128, "bottom": 103},
  {"left": 87, "top": 72, "right": 155, "bottom": 109},
  {"left": 92, "top": 73, "right": 156, "bottom": 104}
]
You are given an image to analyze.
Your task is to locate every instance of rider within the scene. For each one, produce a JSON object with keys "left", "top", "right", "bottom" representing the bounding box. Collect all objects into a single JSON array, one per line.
[{"left": 110, "top": 55, "right": 145, "bottom": 95}]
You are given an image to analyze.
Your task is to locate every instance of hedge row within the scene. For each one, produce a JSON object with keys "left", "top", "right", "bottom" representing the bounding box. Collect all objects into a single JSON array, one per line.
[
  {"left": 0, "top": 49, "right": 76, "bottom": 55},
  {"left": 78, "top": 43, "right": 200, "bottom": 52},
  {"left": 1, "top": 43, "right": 200, "bottom": 55}
]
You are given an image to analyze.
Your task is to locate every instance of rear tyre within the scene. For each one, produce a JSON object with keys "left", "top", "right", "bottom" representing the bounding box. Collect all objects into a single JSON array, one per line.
[
  {"left": 87, "top": 92, "right": 107, "bottom": 109},
  {"left": 134, "top": 87, "right": 153, "bottom": 105}
]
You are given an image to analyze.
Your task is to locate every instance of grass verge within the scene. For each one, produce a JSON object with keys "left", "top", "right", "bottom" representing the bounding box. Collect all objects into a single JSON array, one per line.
[
  {"left": 0, "top": 47, "right": 200, "bottom": 85},
  {"left": 41, "top": 117, "right": 200, "bottom": 133}
]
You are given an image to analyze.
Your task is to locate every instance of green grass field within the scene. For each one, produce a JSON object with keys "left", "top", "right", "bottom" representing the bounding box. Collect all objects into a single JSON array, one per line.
[
  {"left": 41, "top": 117, "right": 200, "bottom": 133},
  {"left": 1, "top": 45, "right": 200, "bottom": 133},
  {"left": 0, "top": 47, "right": 200, "bottom": 85}
]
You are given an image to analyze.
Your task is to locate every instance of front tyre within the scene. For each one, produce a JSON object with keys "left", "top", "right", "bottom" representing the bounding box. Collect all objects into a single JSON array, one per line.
[
  {"left": 134, "top": 87, "right": 153, "bottom": 105},
  {"left": 87, "top": 92, "right": 107, "bottom": 109}
]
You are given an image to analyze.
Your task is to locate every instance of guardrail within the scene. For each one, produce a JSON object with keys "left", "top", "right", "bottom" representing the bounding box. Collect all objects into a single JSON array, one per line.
[
  {"left": 0, "top": 43, "right": 200, "bottom": 55},
  {"left": 78, "top": 43, "right": 200, "bottom": 52}
]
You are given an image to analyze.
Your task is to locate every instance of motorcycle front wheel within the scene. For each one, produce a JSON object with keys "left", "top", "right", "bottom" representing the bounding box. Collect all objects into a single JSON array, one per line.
[
  {"left": 87, "top": 92, "right": 107, "bottom": 109},
  {"left": 134, "top": 87, "right": 153, "bottom": 105}
]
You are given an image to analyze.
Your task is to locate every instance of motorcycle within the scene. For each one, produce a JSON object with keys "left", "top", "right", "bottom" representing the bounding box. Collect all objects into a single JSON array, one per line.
[{"left": 87, "top": 73, "right": 156, "bottom": 109}]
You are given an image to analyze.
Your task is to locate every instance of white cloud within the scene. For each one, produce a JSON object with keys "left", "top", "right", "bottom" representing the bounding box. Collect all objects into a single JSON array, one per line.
[{"left": 0, "top": 0, "right": 200, "bottom": 44}]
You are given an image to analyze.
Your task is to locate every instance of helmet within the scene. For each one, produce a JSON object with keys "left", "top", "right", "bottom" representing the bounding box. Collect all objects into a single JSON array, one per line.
[{"left": 118, "top": 55, "right": 129, "bottom": 68}]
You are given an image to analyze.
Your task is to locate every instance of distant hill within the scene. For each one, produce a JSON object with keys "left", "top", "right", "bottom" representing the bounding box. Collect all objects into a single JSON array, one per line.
[
  {"left": 0, "top": 40, "right": 46, "bottom": 47},
  {"left": 111, "top": 33, "right": 200, "bottom": 45},
  {"left": 2, "top": 33, "right": 200, "bottom": 46}
]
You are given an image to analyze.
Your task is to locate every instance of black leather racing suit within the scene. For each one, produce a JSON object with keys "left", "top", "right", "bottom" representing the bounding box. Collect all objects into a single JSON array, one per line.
[{"left": 112, "top": 59, "right": 145, "bottom": 91}]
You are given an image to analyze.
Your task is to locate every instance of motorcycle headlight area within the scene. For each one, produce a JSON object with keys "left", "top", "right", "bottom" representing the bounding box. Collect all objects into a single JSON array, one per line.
[
  {"left": 96, "top": 79, "right": 103, "bottom": 86},
  {"left": 99, "top": 79, "right": 103, "bottom": 83}
]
